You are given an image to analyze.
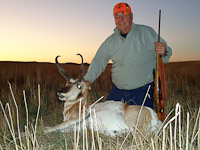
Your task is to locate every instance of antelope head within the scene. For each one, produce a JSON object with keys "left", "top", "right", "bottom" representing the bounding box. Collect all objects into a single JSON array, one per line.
[{"left": 56, "top": 54, "right": 88, "bottom": 103}]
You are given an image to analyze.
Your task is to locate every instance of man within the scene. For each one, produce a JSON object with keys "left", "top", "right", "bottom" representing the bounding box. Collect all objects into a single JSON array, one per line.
[{"left": 84, "top": 3, "right": 172, "bottom": 108}]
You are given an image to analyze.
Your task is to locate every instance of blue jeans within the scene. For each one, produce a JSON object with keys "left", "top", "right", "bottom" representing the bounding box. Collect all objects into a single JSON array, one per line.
[{"left": 107, "top": 82, "right": 154, "bottom": 108}]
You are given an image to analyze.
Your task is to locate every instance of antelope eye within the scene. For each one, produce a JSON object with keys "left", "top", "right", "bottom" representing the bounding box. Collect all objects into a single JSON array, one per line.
[{"left": 77, "top": 83, "right": 82, "bottom": 89}]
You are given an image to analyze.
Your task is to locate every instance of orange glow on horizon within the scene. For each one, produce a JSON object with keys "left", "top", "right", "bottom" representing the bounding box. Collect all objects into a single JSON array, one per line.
[{"left": 0, "top": 1, "right": 200, "bottom": 63}]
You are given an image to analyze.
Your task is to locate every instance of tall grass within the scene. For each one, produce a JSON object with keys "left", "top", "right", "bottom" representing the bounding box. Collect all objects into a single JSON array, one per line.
[{"left": 0, "top": 61, "right": 200, "bottom": 149}]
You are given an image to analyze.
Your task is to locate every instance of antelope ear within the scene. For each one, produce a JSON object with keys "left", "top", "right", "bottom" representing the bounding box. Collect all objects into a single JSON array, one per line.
[
  {"left": 69, "top": 78, "right": 77, "bottom": 83},
  {"left": 66, "top": 80, "right": 69, "bottom": 86}
]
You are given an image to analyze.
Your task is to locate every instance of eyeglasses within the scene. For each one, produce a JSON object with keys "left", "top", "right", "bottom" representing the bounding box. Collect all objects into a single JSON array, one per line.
[{"left": 114, "top": 13, "right": 130, "bottom": 20}]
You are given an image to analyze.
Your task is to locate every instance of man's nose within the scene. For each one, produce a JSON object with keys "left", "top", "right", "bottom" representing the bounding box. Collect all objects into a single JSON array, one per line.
[{"left": 118, "top": 16, "right": 125, "bottom": 21}]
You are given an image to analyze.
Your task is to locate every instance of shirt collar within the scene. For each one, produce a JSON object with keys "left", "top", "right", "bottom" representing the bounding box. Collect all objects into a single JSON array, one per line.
[{"left": 114, "top": 22, "right": 135, "bottom": 36}]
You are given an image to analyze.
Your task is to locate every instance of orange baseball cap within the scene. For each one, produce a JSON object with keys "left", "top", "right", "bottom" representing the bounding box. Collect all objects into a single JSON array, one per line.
[{"left": 113, "top": 3, "right": 132, "bottom": 15}]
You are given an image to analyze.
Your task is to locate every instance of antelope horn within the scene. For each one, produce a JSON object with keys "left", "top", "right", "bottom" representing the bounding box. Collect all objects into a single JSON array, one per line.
[
  {"left": 55, "top": 56, "right": 71, "bottom": 81},
  {"left": 77, "top": 53, "right": 84, "bottom": 82}
]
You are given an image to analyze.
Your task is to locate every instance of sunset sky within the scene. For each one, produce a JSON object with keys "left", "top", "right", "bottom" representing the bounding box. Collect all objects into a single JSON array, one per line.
[{"left": 1, "top": 0, "right": 200, "bottom": 63}]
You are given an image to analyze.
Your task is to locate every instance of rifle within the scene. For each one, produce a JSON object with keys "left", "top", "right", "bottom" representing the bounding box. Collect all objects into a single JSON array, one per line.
[{"left": 154, "top": 10, "right": 166, "bottom": 122}]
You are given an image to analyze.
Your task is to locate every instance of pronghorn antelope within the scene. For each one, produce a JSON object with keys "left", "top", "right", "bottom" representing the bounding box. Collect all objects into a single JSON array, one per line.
[{"left": 44, "top": 54, "right": 162, "bottom": 137}]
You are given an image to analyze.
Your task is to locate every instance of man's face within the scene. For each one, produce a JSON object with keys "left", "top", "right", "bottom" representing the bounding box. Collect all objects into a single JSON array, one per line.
[{"left": 114, "top": 12, "right": 133, "bottom": 34}]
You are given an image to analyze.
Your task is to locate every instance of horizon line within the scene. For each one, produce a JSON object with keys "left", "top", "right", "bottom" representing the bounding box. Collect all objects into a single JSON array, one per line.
[{"left": 1, "top": 59, "right": 200, "bottom": 64}]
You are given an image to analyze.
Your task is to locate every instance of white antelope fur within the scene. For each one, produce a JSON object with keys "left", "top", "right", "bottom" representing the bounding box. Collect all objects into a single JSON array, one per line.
[{"left": 44, "top": 79, "right": 162, "bottom": 137}]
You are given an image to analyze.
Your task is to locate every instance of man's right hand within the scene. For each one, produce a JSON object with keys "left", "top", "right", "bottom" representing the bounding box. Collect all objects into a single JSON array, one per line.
[{"left": 84, "top": 80, "right": 91, "bottom": 90}]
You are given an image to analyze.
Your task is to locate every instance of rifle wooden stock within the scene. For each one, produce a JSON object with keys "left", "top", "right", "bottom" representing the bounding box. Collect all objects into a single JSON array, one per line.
[
  {"left": 155, "top": 10, "right": 166, "bottom": 122},
  {"left": 155, "top": 54, "right": 166, "bottom": 121},
  {"left": 159, "top": 58, "right": 166, "bottom": 121}
]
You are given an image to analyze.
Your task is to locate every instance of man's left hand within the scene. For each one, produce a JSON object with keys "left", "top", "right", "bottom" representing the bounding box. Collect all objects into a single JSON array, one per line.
[{"left": 154, "top": 42, "right": 167, "bottom": 56}]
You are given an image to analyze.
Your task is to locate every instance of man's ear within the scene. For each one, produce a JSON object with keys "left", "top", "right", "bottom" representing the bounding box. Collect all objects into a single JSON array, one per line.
[{"left": 130, "top": 13, "right": 133, "bottom": 20}]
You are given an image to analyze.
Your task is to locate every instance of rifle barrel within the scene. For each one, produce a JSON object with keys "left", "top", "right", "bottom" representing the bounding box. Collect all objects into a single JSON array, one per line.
[{"left": 158, "top": 10, "right": 161, "bottom": 42}]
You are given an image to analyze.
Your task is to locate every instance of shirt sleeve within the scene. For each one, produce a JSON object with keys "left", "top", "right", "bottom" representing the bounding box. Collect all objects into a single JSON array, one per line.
[
  {"left": 160, "top": 36, "right": 172, "bottom": 63},
  {"left": 144, "top": 25, "right": 172, "bottom": 64},
  {"left": 84, "top": 40, "right": 110, "bottom": 83}
]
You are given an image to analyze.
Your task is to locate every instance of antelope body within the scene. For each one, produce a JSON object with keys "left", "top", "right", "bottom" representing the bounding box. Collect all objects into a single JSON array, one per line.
[{"left": 44, "top": 54, "right": 162, "bottom": 137}]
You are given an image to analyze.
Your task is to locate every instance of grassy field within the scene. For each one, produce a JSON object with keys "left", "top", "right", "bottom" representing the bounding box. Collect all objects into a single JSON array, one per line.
[{"left": 0, "top": 60, "right": 200, "bottom": 149}]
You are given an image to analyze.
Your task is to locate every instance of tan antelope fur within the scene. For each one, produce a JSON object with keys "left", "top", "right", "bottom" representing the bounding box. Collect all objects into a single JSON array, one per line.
[{"left": 44, "top": 54, "right": 162, "bottom": 137}]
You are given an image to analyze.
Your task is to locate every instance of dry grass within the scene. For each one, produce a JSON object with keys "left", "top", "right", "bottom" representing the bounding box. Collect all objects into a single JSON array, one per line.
[{"left": 0, "top": 60, "right": 200, "bottom": 149}]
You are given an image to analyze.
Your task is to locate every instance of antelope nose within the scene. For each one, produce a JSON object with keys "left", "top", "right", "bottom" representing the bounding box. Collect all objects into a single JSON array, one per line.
[{"left": 57, "top": 88, "right": 63, "bottom": 93}]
